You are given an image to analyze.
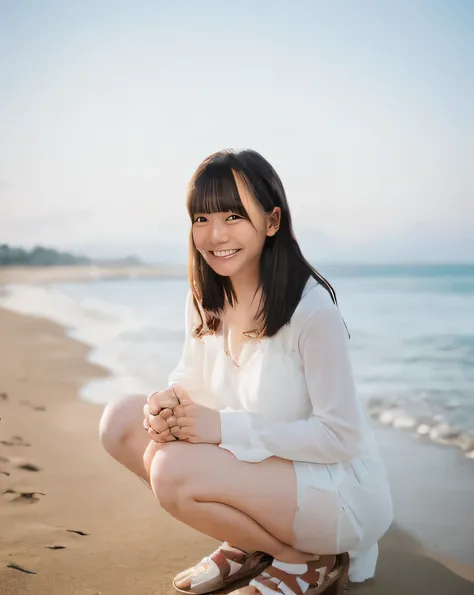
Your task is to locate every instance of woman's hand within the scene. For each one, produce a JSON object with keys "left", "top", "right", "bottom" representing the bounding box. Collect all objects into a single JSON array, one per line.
[
  {"left": 144, "top": 385, "right": 222, "bottom": 445},
  {"left": 164, "top": 385, "right": 222, "bottom": 445},
  {"left": 147, "top": 387, "right": 180, "bottom": 415},
  {"left": 143, "top": 387, "right": 181, "bottom": 443}
]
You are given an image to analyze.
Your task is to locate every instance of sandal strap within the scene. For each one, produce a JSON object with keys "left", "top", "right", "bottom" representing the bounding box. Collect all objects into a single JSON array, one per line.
[
  {"left": 215, "top": 546, "right": 247, "bottom": 564},
  {"left": 253, "top": 554, "right": 346, "bottom": 595},
  {"left": 208, "top": 547, "right": 266, "bottom": 580},
  {"left": 208, "top": 550, "right": 233, "bottom": 580}
]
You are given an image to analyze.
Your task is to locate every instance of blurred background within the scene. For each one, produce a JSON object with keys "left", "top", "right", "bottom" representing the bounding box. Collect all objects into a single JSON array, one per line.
[{"left": 0, "top": 1, "right": 473, "bottom": 454}]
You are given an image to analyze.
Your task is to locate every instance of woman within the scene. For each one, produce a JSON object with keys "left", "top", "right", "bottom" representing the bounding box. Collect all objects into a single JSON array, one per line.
[{"left": 100, "top": 149, "right": 393, "bottom": 595}]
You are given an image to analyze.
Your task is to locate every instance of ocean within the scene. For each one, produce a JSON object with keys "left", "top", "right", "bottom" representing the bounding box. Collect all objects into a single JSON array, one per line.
[{"left": 1, "top": 263, "right": 473, "bottom": 458}]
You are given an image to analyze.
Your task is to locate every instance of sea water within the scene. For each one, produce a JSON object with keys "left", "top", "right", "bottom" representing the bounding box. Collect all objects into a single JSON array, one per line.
[{"left": 1, "top": 264, "right": 473, "bottom": 457}]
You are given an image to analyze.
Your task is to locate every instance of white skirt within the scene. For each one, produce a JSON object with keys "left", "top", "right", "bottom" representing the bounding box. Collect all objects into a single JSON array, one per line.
[{"left": 292, "top": 456, "right": 393, "bottom": 583}]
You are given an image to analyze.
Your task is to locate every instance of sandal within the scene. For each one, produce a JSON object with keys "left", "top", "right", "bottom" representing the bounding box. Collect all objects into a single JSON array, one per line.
[
  {"left": 173, "top": 543, "right": 273, "bottom": 594},
  {"left": 231, "top": 553, "right": 350, "bottom": 595}
]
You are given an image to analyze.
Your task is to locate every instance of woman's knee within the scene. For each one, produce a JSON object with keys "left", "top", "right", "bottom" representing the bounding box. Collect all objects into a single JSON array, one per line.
[
  {"left": 148, "top": 441, "right": 192, "bottom": 511},
  {"left": 99, "top": 394, "right": 146, "bottom": 456}
]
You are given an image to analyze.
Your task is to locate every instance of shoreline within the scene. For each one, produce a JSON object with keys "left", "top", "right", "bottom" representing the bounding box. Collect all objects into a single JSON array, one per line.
[
  {"left": 0, "top": 264, "right": 187, "bottom": 285},
  {"left": 0, "top": 307, "right": 473, "bottom": 593},
  {"left": 0, "top": 307, "right": 217, "bottom": 595}
]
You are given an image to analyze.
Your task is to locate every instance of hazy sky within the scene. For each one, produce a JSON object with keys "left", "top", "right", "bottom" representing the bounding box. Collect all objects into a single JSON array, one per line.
[{"left": 1, "top": 0, "right": 473, "bottom": 258}]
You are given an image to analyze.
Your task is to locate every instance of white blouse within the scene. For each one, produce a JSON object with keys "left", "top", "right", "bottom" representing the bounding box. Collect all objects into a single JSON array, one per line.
[{"left": 169, "top": 278, "right": 377, "bottom": 466}]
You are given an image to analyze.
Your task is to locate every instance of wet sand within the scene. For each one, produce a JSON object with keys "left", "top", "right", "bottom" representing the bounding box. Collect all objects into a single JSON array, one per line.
[
  {"left": 0, "top": 264, "right": 186, "bottom": 285},
  {"left": 0, "top": 306, "right": 473, "bottom": 594}
]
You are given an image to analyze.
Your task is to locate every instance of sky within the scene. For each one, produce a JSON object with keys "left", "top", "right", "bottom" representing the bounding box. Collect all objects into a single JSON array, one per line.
[{"left": 0, "top": 0, "right": 473, "bottom": 262}]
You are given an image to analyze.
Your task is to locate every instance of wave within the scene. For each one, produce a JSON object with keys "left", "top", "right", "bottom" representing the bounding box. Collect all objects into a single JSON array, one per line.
[
  {"left": 367, "top": 397, "right": 474, "bottom": 460},
  {"left": 0, "top": 284, "right": 181, "bottom": 403}
]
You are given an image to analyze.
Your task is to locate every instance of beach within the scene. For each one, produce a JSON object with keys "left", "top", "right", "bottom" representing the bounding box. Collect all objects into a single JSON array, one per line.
[{"left": 1, "top": 267, "right": 474, "bottom": 594}]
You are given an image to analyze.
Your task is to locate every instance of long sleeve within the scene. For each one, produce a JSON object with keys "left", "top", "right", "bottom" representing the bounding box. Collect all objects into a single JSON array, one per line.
[
  {"left": 167, "top": 290, "right": 210, "bottom": 405},
  {"left": 219, "top": 306, "right": 367, "bottom": 464}
]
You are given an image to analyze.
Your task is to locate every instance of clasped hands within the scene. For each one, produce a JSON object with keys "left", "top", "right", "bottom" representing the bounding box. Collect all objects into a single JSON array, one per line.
[{"left": 143, "top": 384, "right": 222, "bottom": 445}]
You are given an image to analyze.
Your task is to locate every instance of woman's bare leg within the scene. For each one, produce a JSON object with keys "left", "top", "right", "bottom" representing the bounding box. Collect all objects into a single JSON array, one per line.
[
  {"left": 99, "top": 394, "right": 151, "bottom": 482},
  {"left": 100, "top": 399, "right": 315, "bottom": 561},
  {"left": 147, "top": 441, "right": 315, "bottom": 563}
]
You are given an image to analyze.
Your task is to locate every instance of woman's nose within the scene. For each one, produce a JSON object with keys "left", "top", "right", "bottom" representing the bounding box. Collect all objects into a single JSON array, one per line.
[{"left": 210, "top": 221, "right": 229, "bottom": 244}]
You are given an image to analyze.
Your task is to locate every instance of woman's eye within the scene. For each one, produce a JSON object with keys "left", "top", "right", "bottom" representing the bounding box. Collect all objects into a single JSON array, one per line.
[
  {"left": 193, "top": 216, "right": 207, "bottom": 223},
  {"left": 227, "top": 214, "right": 241, "bottom": 221}
]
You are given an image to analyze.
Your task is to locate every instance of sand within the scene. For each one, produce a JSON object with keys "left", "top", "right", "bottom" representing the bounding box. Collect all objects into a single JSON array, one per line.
[
  {"left": 0, "top": 264, "right": 186, "bottom": 285},
  {"left": 1, "top": 303, "right": 473, "bottom": 594}
]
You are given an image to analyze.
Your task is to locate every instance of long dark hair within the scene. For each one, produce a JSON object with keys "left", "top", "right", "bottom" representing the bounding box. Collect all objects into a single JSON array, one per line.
[{"left": 186, "top": 148, "right": 341, "bottom": 338}]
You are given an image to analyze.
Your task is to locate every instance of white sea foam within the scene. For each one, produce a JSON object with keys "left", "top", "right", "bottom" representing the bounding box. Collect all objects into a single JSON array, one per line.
[{"left": 0, "top": 283, "right": 183, "bottom": 403}]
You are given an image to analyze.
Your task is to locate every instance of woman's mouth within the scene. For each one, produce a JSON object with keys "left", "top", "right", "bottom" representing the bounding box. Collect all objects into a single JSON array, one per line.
[{"left": 210, "top": 249, "right": 241, "bottom": 259}]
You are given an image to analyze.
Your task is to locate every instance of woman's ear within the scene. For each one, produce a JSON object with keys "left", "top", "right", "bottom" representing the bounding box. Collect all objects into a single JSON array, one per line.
[{"left": 266, "top": 207, "right": 281, "bottom": 237}]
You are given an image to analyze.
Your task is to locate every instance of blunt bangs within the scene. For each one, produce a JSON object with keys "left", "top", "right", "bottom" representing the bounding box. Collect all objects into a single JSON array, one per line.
[{"left": 187, "top": 162, "right": 250, "bottom": 220}]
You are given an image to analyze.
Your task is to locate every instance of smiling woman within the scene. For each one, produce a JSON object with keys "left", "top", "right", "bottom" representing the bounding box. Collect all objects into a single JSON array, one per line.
[
  {"left": 186, "top": 149, "right": 339, "bottom": 340},
  {"left": 100, "top": 148, "right": 393, "bottom": 595}
]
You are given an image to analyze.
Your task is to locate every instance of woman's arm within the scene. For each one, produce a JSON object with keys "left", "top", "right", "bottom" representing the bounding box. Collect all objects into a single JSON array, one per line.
[
  {"left": 167, "top": 290, "right": 208, "bottom": 402},
  {"left": 218, "top": 306, "right": 367, "bottom": 464}
]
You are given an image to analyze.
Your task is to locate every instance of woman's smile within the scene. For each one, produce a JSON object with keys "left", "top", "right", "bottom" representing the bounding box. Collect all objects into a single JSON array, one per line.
[{"left": 209, "top": 249, "right": 242, "bottom": 259}]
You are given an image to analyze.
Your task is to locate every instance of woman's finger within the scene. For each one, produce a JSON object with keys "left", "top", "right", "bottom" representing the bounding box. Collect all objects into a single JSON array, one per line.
[
  {"left": 148, "top": 389, "right": 180, "bottom": 415},
  {"left": 147, "top": 427, "right": 163, "bottom": 442},
  {"left": 172, "top": 416, "right": 194, "bottom": 428},
  {"left": 166, "top": 416, "right": 180, "bottom": 428},
  {"left": 146, "top": 392, "right": 162, "bottom": 415},
  {"left": 148, "top": 427, "right": 176, "bottom": 443},
  {"left": 160, "top": 428, "right": 178, "bottom": 442},
  {"left": 147, "top": 414, "right": 169, "bottom": 434},
  {"left": 173, "top": 405, "right": 186, "bottom": 418},
  {"left": 170, "top": 425, "right": 191, "bottom": 438},
  {"left": 159, "top": 408, "right": 173, "bottom": 420}
]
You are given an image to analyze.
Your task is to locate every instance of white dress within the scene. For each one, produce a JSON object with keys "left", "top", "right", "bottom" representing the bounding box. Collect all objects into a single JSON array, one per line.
[{"left": 168, "top": 278, "right": 394, "bottom": 583}]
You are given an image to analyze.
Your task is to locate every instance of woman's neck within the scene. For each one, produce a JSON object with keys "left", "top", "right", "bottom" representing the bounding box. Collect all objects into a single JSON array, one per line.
[{"left": 228, "top": 265, "right": 261, "bottom": 313}]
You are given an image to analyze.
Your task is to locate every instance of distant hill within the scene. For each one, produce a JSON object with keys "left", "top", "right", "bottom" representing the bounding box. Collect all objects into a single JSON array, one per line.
[
  {"left": 0, "top": 244, "right": 143, "bottom": 267},
  {"left": 30, "top": 223, "right": 473, "bottom": 267}
]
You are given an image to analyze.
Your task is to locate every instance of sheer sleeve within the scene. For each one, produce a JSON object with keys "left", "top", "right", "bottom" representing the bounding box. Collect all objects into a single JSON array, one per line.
[
  {"left": 218, "top": 306, "right": 367, "bottom": 463},
  {"left": 167, "top": 290, "right": 210, "bottom": 405}
]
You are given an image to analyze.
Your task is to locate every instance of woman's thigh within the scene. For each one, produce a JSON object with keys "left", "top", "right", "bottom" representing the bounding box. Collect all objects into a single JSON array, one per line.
[{"left": 152, "top": 442, "right": 299, "bottom": 547}]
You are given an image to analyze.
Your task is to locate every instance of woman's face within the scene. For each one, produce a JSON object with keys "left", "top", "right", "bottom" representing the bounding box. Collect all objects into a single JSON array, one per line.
[{"left": 192, "top": 172, "right": 280, "bottom": 280}]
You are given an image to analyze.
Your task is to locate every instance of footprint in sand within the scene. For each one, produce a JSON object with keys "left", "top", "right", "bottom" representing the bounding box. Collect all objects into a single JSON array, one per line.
[
  {"left": 67, "top": 529, "right": 89, "bottom": 536},
  {"left": 17, "top": 462, "right": 42, "bottom": 472},
  {"left": 19, "top": 400, "right": 46, "bottom": 412},
  {"left": 0, "top": 455, "right": 41, "bottom": 473},
  {"left": 2, "top": 488, "right": 45, "bottom": 503},
  {"left": 0, "top": 436, "right": 31, "bottom": 447},
  {"left": 7, "top": 562, "right": 37, "bottom": 575},
  {"left": 13, "top": 491, "right": 46, "bottom": 503},
  {"left": 0, "top": 392, "right": 8, "bottom": 401}
]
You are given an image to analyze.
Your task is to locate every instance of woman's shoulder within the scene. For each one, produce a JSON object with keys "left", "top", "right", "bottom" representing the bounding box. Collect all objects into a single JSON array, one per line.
[
  {"left": 290, "top": 277, "right": 344, "bottom": 345},
  {"left": 287, "top": 277, "right": 339, "bottom": 338},
  {"left": 296, "top": 277, "right": 338, "bottom": 317}
]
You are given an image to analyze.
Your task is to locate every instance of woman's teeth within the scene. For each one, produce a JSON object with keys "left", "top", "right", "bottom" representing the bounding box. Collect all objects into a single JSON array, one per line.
[{"left": 212, "top": 249, "right": 239, "bottom": 258}]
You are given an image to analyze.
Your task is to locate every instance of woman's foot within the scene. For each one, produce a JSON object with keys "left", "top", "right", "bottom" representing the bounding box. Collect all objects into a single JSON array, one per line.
[
  {"left": 228, "top": 553, "right": 349, "bottom": 595},
  {"left": 173, "top": 543, "right": 273, "bottom": 594}
]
